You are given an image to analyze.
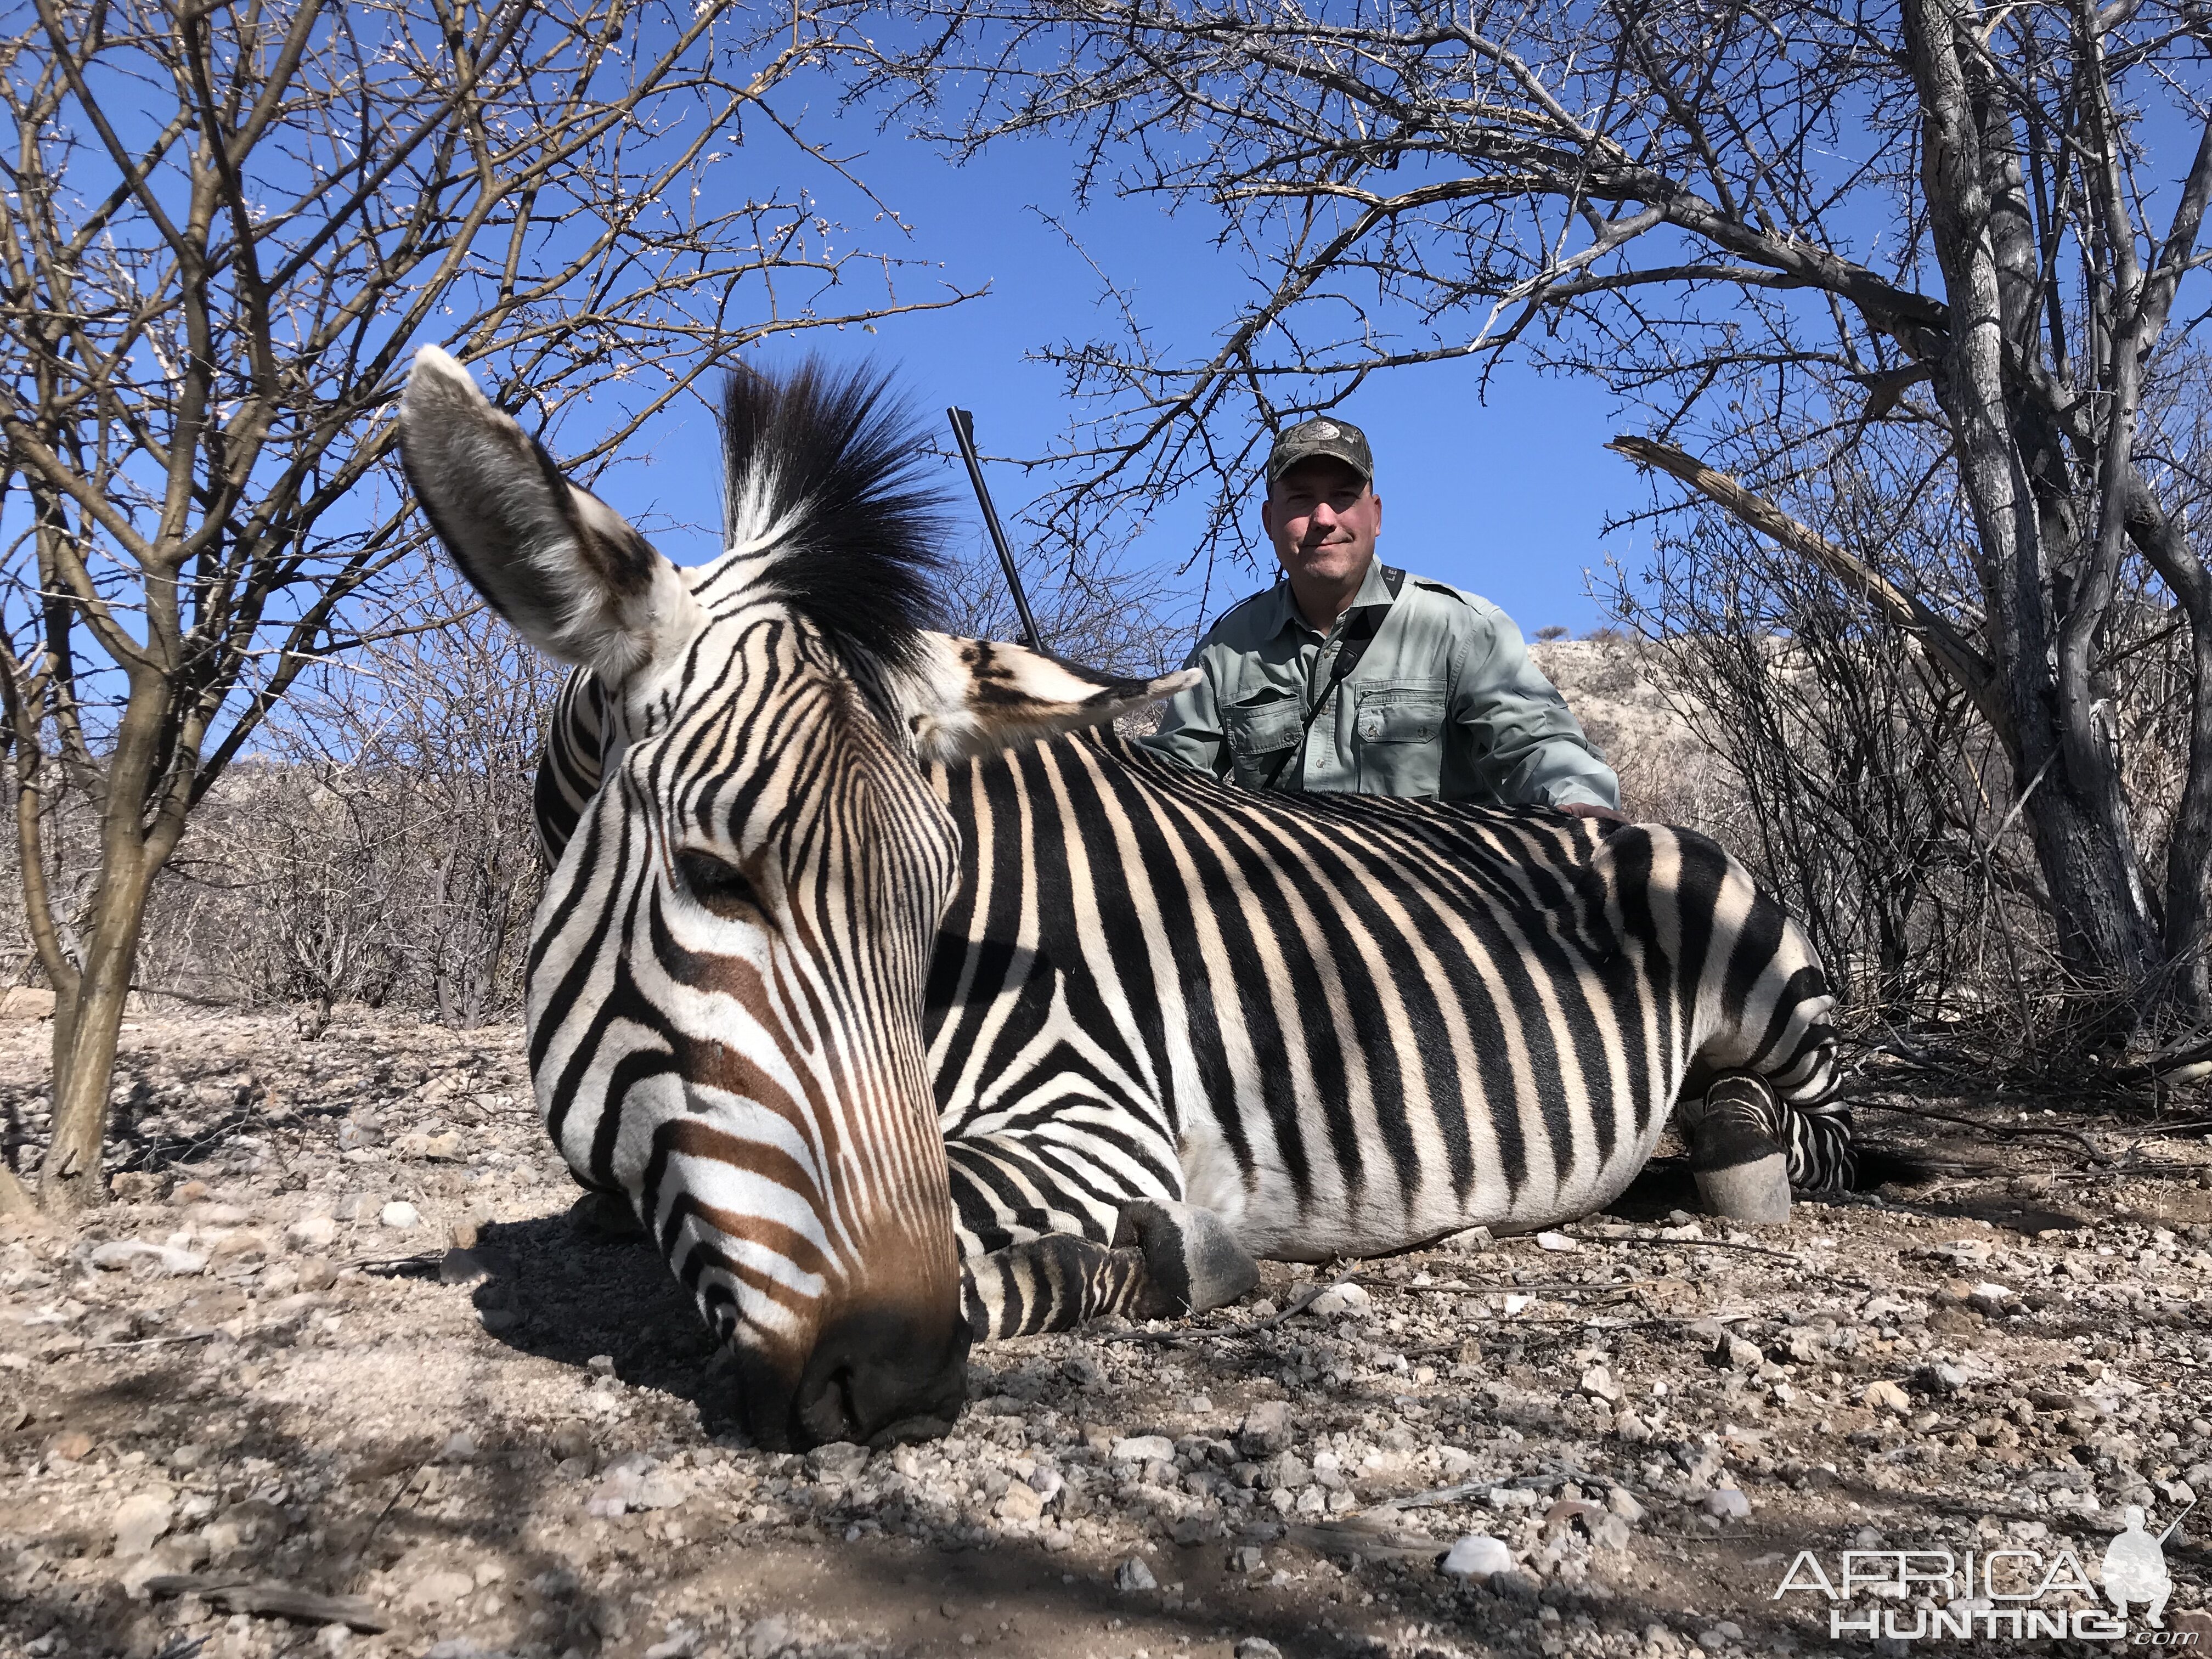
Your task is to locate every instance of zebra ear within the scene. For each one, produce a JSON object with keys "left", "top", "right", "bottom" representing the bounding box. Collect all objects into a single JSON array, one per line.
[
  {"left": 905, "top": 633, "right": 1200, "bottom": 761},
  {"left": 398, "top": 346, "right": 701, "bottom": 680}
]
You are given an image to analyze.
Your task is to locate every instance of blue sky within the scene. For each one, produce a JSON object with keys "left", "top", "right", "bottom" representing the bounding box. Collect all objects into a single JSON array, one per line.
[{"left": 592, "top": 110, "right": 1649, "bottom": 650}]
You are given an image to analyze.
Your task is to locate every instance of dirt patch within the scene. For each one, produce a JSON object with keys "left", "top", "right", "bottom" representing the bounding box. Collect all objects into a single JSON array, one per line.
[{"left": 5, "top": 1013, "right": 2212, "bottom": 1659}]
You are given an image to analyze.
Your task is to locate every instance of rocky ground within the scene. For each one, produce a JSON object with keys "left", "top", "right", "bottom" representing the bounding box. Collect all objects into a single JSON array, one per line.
[{"left": 7, "top": 1012, "right": 2212, "bottom": 1659}]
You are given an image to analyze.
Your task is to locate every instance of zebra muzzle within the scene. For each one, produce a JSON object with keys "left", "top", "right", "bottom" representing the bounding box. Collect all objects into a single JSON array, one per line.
[{"left": 768, "top": 1305, "right": 971, "bottom": 1452}]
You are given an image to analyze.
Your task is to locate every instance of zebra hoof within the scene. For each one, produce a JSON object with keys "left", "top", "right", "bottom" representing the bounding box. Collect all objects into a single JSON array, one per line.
[
  {"left": 1683, "top": 1074, "right": 1793, "bottom": 1225},
  {"left": 1694, "top": 1154, "right": 1793, "bottom": 1224},
  {"left": 1113, "top": 1200, "right": 1260, "bottom": 1317}
]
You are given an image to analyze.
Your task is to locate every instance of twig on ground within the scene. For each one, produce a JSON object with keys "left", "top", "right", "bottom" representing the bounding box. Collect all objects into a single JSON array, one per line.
[
  {"left": 1587, "top": 1233, "right": 1802, "bottom": 1264},
  {"left": 83, "top": 1328, "right": 216, "bottom": 1353},
  {"left": 145, "top": 1576, "right": 388, "bottom": 1632},
  {"left": 1250, "top": 1267, "right": 1361, "bottom": 1330},
  {"left": 338, "top": 1443, "right": 437, "bottom": 1582},
  {"left": 1855, "top": 1099, "right": 2114, "bottom": 1163},
  {"left": 1401, "top": 1279, "right": 1650, "bottom": 1294},
  {"left": 1368, "top": 1479, "right": 1492, "bottom": 1511}
]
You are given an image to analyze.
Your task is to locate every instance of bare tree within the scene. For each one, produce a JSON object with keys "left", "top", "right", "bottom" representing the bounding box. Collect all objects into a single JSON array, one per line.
[
  {"left": 1598, "top": 469, "right": 2023, "bottom": 1027},
  {"left": 0, "top": 0, "right": 967, "bottom": 1213},
  {"left": 891, "top": 0, "right": 2212, "bottom": 1047},
  {"left": 264, "top": 574, "right": 564, "bottom": 1033}
]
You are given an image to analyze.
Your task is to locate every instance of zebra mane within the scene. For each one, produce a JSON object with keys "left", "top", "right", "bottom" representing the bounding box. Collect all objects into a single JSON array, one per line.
[{"left": 692, "top": 358, "right": 948, "bottom": 682}]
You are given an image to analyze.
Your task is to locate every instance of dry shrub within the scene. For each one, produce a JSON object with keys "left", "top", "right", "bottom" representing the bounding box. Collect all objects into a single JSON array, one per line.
[{"left": 0, "top": 591, "right": 565, "bottom": 1032}]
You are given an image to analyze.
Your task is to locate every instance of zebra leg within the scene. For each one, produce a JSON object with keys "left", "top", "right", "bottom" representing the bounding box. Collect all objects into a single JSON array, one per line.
[
  {"left": 1111, "top": 1199, "right": 1261, "bottom": 1317},
  {"left": 1678, "top": 1073, "right": 1794, "bottom": 1224},
  {"left": 959, "top": 1204, "right": 1259, "bottom": 1341},
  {"left": 962, "top": 1235, "right": 1153, "bottom": 1340}
]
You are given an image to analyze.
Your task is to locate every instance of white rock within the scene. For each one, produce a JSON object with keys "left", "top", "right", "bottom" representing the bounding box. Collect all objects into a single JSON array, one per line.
[
  {"left": 379, "top": 1201, "right": 420, "bottom": 1230},
  {"left": 1238, "top": 1400, "right": 1296, "bottom": 1454},
  {"left": 1864, "top": 1379, "right": 1912, "bottom": 1414},
  {"left": 1308, "top": 1281, "right": 1371, "bottom": 1316},
  {"left": 1589, "top": 1513, "right": 1634, "bottom": 1551},
  {"left": 1534, "top": 1232, "right": 1579, "bottom": 1252},
  {"left": 111, "top": 1490, "right": 173, "bottom": 1559},
  {"left": 1579, "top": 1365, "right": 1621, "bottom": 1403},
  {"left": 119, "top": 1533, "right": 206, "bottom": 1597},
  {"left": 1261, "top": 1451, "right": 1312, "bottom": 1491},
  {"left": 402, "top": 1568, "right": 476, "bottom": 1610},
  {"left": 1703, "top": 1486, "right": 1752, "bottom": 1520},
  {"left": 1607, "top": 1486, "right": 1646, "bottom": 1523},
  {"left": 1967, "top": 1282, "right": 2015, "bottom": 1316},
  {"left": 1115, "top": 1556, "right": 1159, "bottom": 1592},
  {"left": 996, "top": 1481, "right": 1046, "bottom": 1523},
  {"left": 806, "top": 1441, "right": 870, "bottom": 1483},
  {"left": 1111, "top": 1435, "right": 1176, "bottom": 1464},
  {"left": 87, "top": 1240, "right": 206, "bottom": 1277},
  {"left": 1234, "top": 1641, "right": 1283, "bottom": 1659},
  {"left": 587, "top": 1450, "right": 687, "bottom": 1514},
  {"left": 287, "top": 1215, "right": 337, "bottom": 1250},
  {"left": 1440, "top": 1533, "right": 1516, "bottom": 1579}
]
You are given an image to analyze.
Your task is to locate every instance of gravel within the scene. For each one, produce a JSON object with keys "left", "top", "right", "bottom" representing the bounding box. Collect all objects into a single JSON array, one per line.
[{"left": 5, "top": 1008, "right": 2212, "bottom": 1659}]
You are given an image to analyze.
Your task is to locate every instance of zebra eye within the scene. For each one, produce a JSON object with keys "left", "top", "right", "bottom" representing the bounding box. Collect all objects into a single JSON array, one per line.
[{"left": 674, "top": 849, "right": 759, "bottom": 918}]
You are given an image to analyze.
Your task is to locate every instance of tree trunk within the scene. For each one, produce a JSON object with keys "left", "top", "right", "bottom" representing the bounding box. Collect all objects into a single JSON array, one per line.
[
  {"left": 37, "top": 659, "right": 184, "bottom": 1213},
  {"left": 40, "top": 849, "right": 154, "bottom": 1212},
  {"left": 1905, "top": 0, "right": 2162, "bottom": 1005}
]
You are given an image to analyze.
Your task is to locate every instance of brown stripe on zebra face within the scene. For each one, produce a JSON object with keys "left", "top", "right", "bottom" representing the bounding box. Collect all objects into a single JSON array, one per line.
[{"left": 532, "top": 620, "right": 970, "bottom": 1451}]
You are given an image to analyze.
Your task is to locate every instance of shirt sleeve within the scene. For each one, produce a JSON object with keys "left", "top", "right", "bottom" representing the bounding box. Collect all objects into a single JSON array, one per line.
[
  {"left": 1448, "top": 606, "right": 1621, "bottom": 810},
  {"left": 1136, "top": 639, "right": 1231, "bottom": 777}
]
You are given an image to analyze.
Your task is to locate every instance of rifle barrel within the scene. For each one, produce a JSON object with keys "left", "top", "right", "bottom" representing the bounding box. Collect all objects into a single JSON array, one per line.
[{"left": 947, "top": 408, "right": 1043, "bottom": 653}]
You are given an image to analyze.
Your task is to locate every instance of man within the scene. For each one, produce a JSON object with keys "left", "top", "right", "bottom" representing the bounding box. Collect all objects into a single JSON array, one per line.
[{"left": 1141, "top": 415, "right": 1624, "bottom": 820}]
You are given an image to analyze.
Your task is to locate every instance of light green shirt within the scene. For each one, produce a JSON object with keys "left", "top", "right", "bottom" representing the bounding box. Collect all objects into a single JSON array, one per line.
[{"left": 1139, "top": 561, "right": 1620, "bottom": 810}]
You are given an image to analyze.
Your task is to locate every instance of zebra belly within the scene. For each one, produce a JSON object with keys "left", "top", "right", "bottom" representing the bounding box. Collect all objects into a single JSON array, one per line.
[{"left": 1183, "top": 1092, "right": 1674, "bottom": 1262}]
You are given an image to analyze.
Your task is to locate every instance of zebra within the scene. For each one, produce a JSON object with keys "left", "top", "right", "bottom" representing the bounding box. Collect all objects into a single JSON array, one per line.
[{"left": 398, "top": 347, "right": 1854, "bottom": 1452}]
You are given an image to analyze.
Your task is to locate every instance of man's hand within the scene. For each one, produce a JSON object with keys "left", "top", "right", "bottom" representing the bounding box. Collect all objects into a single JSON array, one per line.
[{"left": 1556, "top": 802, "right": 1628, "bottom": 825}]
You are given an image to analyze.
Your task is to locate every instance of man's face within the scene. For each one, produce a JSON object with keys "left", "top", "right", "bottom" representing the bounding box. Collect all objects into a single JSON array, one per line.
[{"left": 1262, "top": 457, "right": 1381, "bottom": 594}]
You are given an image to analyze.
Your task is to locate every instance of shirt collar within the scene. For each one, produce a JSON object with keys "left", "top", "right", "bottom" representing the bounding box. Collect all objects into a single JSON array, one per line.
[{"left": 1265, "top": 557, "right": 1402, "bottom": 640}]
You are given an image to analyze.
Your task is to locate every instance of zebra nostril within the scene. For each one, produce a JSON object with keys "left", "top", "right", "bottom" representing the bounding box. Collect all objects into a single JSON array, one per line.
[{"left": 819, "top": 1365, "right": 864, "bottom": 1444}]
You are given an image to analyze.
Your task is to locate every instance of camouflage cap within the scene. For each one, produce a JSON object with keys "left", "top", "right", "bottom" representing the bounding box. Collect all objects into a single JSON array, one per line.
[{"left": 1265, "top": 416, "right": 1373, "bottom": 486}]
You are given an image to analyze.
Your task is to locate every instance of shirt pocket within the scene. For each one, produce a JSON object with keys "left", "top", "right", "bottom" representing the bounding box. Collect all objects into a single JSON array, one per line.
[
  {"left": 1223, "top": 695, "right": 1304, "bottom": 788},
  {"left": 1354, "top": 681, "right": 1447, "bottom": 798}
]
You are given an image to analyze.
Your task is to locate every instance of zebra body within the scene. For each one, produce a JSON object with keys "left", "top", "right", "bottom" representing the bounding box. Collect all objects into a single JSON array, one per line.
[
  {"left": 927, "top": 731, "right": 1842, "bottom": 1271},
  {"left": 540, "top": 681, "right": 1850, "bottom": 1302},
  {"left": 400, "top": 346, "right": 1848, "bottom": 1447}
]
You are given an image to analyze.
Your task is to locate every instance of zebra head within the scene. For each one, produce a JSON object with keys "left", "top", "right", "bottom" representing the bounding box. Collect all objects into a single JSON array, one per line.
[{"left": 396, "top": 347, "right": 1194, "bottom": 1449}]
